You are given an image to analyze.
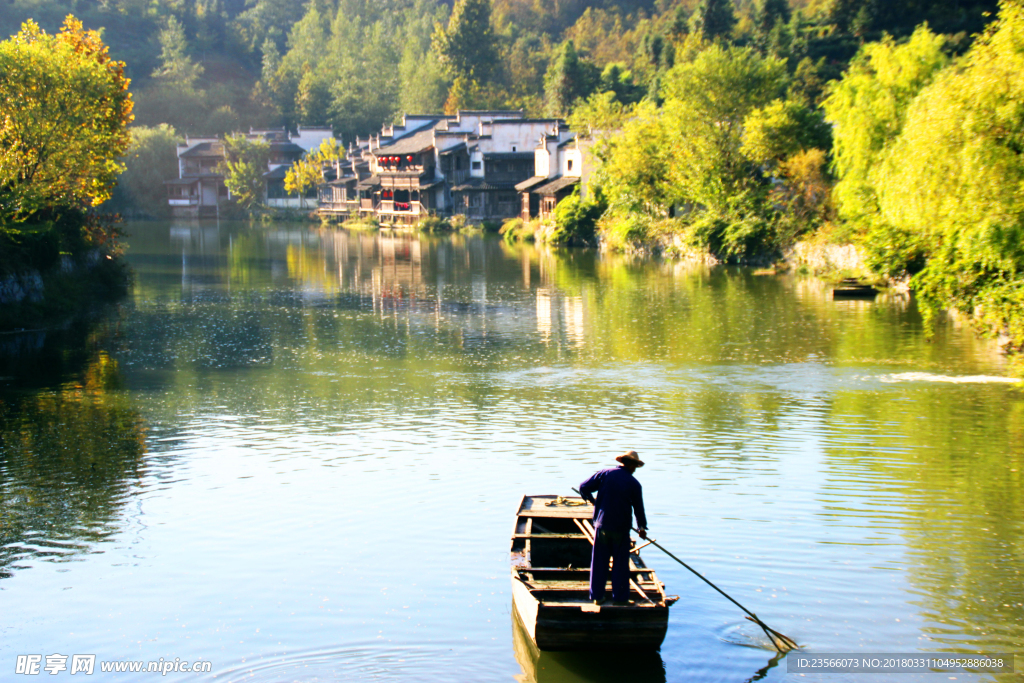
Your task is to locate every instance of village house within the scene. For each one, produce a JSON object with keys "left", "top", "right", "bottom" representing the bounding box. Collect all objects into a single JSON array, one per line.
[
  {"left": 165, "top": 113, "right": 592, "bottom": 223},
  {"left": 515, "top": 132, "right": 591, "bottom": 222},
  {"left": 317, "top": 111, "right": 575, "bottom": 224},
  {"left": 166, "top": 126, "right": 333, "bottom": 217},
  {"left": 165, "top": 137, "right": 227, "bottom": 218}
]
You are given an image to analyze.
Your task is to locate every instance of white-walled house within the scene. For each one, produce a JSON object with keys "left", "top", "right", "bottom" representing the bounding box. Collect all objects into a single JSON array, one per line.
[
  {"left": 515, "top": 131, "right": 591, "bottom": 222},
  {"left": 165, "top": 127, "right": 334, "bottom": 216},
  {"left": 318, "top": 111, "right": 572, "bottom": 224},
  {"left": 165, "top": 137, "right": 227, "bottom": 218}
]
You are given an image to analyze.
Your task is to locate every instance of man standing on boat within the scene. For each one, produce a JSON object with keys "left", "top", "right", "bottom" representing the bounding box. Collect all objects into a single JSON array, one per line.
[{"left": 579, "top": 450, "right": 648, "bottom": 605}]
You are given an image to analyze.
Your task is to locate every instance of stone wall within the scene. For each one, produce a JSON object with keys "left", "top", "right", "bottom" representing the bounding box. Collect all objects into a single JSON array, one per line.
[
  {"left": 784, "top": 241, "right": 868, "bottom": 275},
  {"left": 0, "top": 272, "right": 44, "bottom": 306}
]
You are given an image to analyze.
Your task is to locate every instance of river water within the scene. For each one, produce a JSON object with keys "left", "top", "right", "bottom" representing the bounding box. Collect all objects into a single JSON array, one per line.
[{"left": 1, "top": 221, "right": 1021, "bottom": 683}]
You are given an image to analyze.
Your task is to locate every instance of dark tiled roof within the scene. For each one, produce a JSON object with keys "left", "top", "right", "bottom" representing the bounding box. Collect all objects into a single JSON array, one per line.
[
  {"left": 375, "top": 128, "right": 436, "bottom": 156},
  {"left": 457, "top": 109, "right": 525, "bottom": 116},
  {"left": 514, "top": 176, "right": 549, "bottom": 192},
  {"left": 534, "top": 176, "right": 578, "bottom": 195},
  {"left": 437, "top": 141, "right": 468, "bottom": 154},
  {"left": 379, "top": 171, "right": 430, "bottom": 179},
  {"left": 491, "top": 118, "right": 563, "bottom": 124},
  {"left": 356, "top": 175, "right": 381, "bottom": 189},
  {"left": 262, "top": 166, "right": 290, "bottom": 180},
  {"left": 269, "top": 141, "right": 305, "bottom": 154},
  {"left": 179, "top": 142, "right": 224, "bottom": 158}
]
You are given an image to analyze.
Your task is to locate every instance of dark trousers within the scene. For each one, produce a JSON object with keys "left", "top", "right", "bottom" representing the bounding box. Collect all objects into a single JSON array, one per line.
[{"left": 589, "top": 527, "right": 630, "bottom": 602}]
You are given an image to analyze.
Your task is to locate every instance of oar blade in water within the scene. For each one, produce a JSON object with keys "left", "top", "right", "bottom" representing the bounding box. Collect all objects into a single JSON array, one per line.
[{"left": 745, "top": 616, "right": 798, "bottom": 652}]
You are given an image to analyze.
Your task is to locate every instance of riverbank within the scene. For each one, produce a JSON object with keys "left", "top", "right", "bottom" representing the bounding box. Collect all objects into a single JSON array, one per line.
[
  {"left": 597, "top": 222, "right": 1022, "bottom": 373},
  {"left": 0, "top": 254, "right": 130, "bottom": 332},
  {"left": 0, "top": 212, "right": 132, "bottom": 332}
]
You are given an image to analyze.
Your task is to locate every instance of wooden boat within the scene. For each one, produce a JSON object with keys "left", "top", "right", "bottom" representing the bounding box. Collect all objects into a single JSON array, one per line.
[
  {"left": 510, "top": 494, "right": 678, "bottom": 651},
  {"left": 832, "top": 278, "right": 879, "bottom": 299},
  {"left": 510, "top": 610, "right": 667, "bottom": 682}
]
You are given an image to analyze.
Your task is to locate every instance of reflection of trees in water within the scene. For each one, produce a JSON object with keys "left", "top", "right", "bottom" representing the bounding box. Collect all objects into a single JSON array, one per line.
[
  {"left": 821, "top": 389, "right": 1024, "bottom": 671},
  {"left": 0, "top": 330, "right": 146, "bottom": 579}
]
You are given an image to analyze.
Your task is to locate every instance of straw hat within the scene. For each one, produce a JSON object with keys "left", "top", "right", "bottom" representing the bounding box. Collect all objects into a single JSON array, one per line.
[{"left": 615, "top": 450, "right": 645, "bottom": 467}]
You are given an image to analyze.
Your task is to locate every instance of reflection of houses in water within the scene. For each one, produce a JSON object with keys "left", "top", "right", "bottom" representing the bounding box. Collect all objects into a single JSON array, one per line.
[
  {"left": 170, "top": 223, "right": 225, "bottom": 297},
  {"left": 166, "top": 223, "right": 595, "bottom": 351},
  {"left": 536, "top": 288, "right": 553, "bottom": 341},
  {"left": 564, "top": 295, "right": 585, "bottom": 348},
  {"left": 536, "top": 287, "right": 588, "bottom": 348}
]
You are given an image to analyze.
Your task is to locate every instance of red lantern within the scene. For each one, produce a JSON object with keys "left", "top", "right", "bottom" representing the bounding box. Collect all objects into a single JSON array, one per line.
[{"left": 406, "top": 155, "right": 414, "bottom": 163}]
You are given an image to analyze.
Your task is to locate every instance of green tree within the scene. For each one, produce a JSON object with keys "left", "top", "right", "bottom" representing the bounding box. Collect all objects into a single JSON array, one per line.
[
  {"left": 0, "top": 17, "right": 134, "bottom": 226},
  {"left": 822, "top": 26, "right": 948, "bottom": 225},
  {"left": 221, "top": 135, "right": 270, "bottom": 212},
  {"left": 599, "top": 63, "right": 643, "bottom": 105},
  {"left": 868, "top": 1, "right": 1024, "bottom": 350},
  {"left": 661, "top": 44, "right": 789, "bottom": 213},
  {"left": 753, "top": 0, "right": 793, "bottom": 57},
  {"left": 296, "top": 63, "right": 332, "bottom": 125},
  {"left": 754, "top": 0, "right": 791, "bottom": 40},
  {"left": 110, "top": 125, "right": 181, "bottom": 217},
  {"left": 544, "top": 40, "right": 601, "bottom": 117},
  {"left": 549, "top": 188, "right": 605, "bottom": 245},
  {"left": 690, "top": 0, "right": 737, "bottom": 42},
  {"left": 595, "top": 101, "right": 674, "bottom": 216},
  {"left": 284, "top": 137, "right": 343, "bottom": 208},
  {"left": 398, "top": 0, "right": 449, "bottom": 114},
  {"left": 741, "top": 99, "right": 831, "bottom": 165},
  {"left": 152, "top": 16, "right": 204, "bottom": 91},
  {"left": 569, "top": 90, "right": 635, "bottom": 138},
  {"left": 432, "top": 0, "right": 498, "bottom": 82}
]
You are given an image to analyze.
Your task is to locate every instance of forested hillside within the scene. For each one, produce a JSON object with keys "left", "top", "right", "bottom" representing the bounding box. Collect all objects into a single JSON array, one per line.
[{"left": 0, "top": 0, "right": 999, "bottom": 139}]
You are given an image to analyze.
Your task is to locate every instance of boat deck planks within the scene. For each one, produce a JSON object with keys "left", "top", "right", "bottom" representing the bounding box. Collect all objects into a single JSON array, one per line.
[{"left": 510, "top": 494, "right": 677, "bottom": 651}]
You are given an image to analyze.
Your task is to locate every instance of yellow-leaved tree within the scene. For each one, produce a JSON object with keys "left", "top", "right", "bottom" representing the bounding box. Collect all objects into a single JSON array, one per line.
[{"left": 0, "top": 16, "right": 134, "bottom": 228}]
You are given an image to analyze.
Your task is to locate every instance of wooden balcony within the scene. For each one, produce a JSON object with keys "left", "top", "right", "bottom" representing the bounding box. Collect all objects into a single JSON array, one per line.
[{"left": 379, "top": 201, "right": 424, "bottom": 215}]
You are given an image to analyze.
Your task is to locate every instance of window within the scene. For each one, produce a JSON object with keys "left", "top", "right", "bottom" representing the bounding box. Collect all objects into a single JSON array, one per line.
[
  {"left": 472, "top": 161, "right": 481, "bottom": 170},
  {"left": 512, "top": 146, "right": 516, "bottom": 152},
  {"left": 568, "top": 159, "right": 574, "bottom": 171}
]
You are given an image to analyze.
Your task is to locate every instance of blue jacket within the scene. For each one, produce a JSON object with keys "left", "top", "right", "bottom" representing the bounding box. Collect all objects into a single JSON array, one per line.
[{"left": 579, "top": 467, "right": 647, "bottom": 532}]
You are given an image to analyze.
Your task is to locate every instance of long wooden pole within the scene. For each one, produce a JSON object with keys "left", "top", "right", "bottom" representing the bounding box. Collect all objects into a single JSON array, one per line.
[
  {"left": 633, "top": 531, "right": 797, "bottom": 653},
  {"left": 570, "top": 488, "right": 796, "bottom": 653}
]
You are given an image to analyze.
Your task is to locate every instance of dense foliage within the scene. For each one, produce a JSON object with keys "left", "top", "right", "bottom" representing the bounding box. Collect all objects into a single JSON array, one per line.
[
  {"left": 0, "top": 15, "right": 133, "bottom": 308},
  {"left": 594, "top": 41, "right": 829, "bottom": 259},
  {"left": 0, "top": 17, "right": 133, "bottom": 227},
  {"left": 108, "top": 125, "right": 182, "bottom": 218},
  {"left": 221, "top": 135, "right": 271, "bottom": 212},
  {"left": 0, "top": 0, "right": 998, "bottom": 140},
  {"left": 828, "top": 0, "right": 1024, "bottom": 354}
]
